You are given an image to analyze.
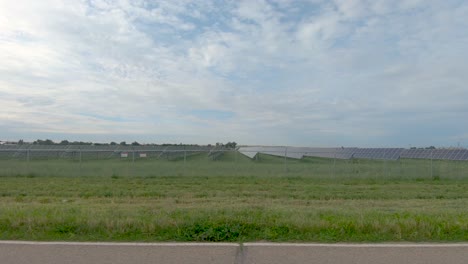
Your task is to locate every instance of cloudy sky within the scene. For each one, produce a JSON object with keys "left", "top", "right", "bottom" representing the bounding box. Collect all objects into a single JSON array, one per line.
[{"left": 1, "top": 0, "right": 467, "bottom": 147}]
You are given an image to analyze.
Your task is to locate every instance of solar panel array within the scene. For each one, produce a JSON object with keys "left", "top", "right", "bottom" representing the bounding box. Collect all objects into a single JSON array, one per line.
[
  {"left": 401, "top": 148, "right": 468, "bottom": 161},
  {"left": 301, "top": 147, "right": 357, "bottom": 159},
  {"left": 237, "top": 146, "right": 468, "bottom": 161},
  {"left": 0, "top": 145, "right": 218, "bottom": 160},
  {"left": 351, "top": 148, "right": 405, "bottom": 160},
  {"left": 237, "top": 146, "right": 304, "bottom": 159},
  {"left": 1, "top": 145, "right": 468, "bottom": 161},
  {"left": 238, "top": 146, "right": 358, "bottom": 160}
]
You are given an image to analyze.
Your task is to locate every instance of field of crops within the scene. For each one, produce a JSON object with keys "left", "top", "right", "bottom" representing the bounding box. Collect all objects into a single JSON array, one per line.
[{"left": 0, "top": 152, "right": 467, "bottom": 242}]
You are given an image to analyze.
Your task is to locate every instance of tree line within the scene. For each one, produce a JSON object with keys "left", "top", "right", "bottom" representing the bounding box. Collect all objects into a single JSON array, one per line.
[{"left": 10, "top": 139, "right": 237, "bottom": 148}]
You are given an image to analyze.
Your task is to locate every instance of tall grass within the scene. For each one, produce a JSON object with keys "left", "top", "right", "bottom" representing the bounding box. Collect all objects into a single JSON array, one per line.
[{"left": 0, "top": 153, "right": 467, "bottom": 242}]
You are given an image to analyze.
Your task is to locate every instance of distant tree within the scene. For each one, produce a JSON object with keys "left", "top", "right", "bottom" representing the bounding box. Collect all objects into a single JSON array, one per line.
[
  {"left": 71, "top": 141, "right": 91, "bottom": 145},
  {"left": 33, "top": 139, "right": 55, "bottom": 145},
  {"left": 110, "top": 142, "right": 117, "bottom": 145},
  {"left": 425, "top": 146, "right": 436, "bottom": 149},
  {"left": 225, "top": 142, "right": 237, "bottom": 149},
  {"left": 59, "top": 140, "right": 69, "bottom": 145},
  {"left": 18, "top": 139, "right": 24, "bottom": 145},
  {"left": 120, "top": 141, "right": 127, "bottom": 146},
  {"left": 131, "top": 141, "right": 140, "bottom": 146}
]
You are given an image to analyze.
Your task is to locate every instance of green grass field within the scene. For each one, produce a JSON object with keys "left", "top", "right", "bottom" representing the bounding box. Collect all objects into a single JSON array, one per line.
[{"left": 0, "top": 152, "right": 467, "bottom": 242}]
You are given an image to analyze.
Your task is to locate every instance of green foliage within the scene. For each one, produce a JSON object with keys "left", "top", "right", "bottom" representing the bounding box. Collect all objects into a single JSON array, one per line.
[
  {"left": 33, "top": 139, "right": 55, "bottom": 145},
  {"left": 0, "top": 173, "right": 467, "bottom": 242},
  {"left": 225, "top": 142, "right": 237, "bottom": 148}
]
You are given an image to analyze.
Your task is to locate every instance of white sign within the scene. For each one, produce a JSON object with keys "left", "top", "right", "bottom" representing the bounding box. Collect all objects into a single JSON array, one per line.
[
  {"left": 121, "top": 152, "right": 128, "bottom": 158},
  {"left": 140, "top": 153, "right": 147, "bottom": 158}
]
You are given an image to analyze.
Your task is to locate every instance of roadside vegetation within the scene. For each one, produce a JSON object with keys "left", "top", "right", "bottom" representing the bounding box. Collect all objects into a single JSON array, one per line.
[{"left": 0, "top": 153, "right": 467, "bottom": 242}]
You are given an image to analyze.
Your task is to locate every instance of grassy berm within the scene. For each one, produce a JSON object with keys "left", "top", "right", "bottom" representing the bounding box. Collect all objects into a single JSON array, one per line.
[{"left": 1, "top": 173, "right": 467, "bottom": 242}]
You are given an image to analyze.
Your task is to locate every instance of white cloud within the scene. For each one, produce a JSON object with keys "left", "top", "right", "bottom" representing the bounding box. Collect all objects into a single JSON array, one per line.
[{"left": 0, "top": 0, "right": 467, "bottom": 146}]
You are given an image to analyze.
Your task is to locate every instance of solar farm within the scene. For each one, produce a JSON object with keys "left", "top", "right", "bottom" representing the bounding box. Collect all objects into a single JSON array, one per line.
[
  {"left": 1, "top": 144, "right": 467, "bottom": 179},
  {"left": 2, "top": 144, "right": 467, "bottom": 161},
  {"left": 0, "top": 144, "right": 467, "bottom": 242}
]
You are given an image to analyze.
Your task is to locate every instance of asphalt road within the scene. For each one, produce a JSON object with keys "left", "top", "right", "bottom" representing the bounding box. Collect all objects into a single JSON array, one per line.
[
  {"left": 0, "top": 241, "right": 239, "bottom": 264},
  {"left": 241, "top": 243, "right": 468, "bottom": 264},
  {"left": 1, "top": 241, "right": 467, "bottom": 264}
]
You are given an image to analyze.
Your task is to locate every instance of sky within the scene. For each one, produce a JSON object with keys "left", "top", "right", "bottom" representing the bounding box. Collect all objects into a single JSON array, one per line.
[{"left": 1, "top": 0, "right": 468, "bottom": 147}]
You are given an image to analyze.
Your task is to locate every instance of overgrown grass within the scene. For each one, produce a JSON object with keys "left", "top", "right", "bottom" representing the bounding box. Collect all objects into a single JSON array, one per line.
[
  {"left": 0, "top": 153, "right": 467, "bottom": 242},
  {"left": 0, "top": 176, "right": 467, "bottom": 242}
]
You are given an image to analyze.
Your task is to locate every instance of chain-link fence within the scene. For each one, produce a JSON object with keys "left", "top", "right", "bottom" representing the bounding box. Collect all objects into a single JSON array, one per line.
[{"left": 0, "top": 145, "right": 467, "bottom": 179}]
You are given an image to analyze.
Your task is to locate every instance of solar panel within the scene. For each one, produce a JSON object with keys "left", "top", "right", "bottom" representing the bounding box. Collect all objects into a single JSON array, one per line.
[
  {"left": 458, "top": 150, "right": 466, "bottom": 160},
  {"left": 418, "top": 149, "right": 427, "bottom": 158},
  {"left": 459, "top": 150, "right": 466, "bottom": 160},
  {"left": 351, "top": 148, "right": 404, "bottom": 160},
  {"left": 302, "top": 148, "right": 356, "bottom": 159},
  {"left": 445, "top": 149, "right": 454, "bottom": 159},
  {"left": 452, "top": 149, "right": 463, "bottom": 160},
  {"left": 400, "top": 148, "right": 468, "bottom": 160},
  {"left": 450, "top": 150, "right": 460, "bottom": 160},
  {"left": 260, "top": 146, "right": 297, "bottom": 159},
  {"left": 400, "top": 149, "right": 411, "bottom": 158},
  {"left": 439, "top": 149, "right": 449, "bottom": 160},
  {"left": 422, "top": 149, "right": 432, "bottom": 159},
  {"left": 410, "top": 149, "right": 419, "bottom": 158},
  {"left": 437, "top": 149, "right": 445, "bottom": 159},
  {"left": 402, "top": 149, "right": 433, "bottom": 159},
  {"left": 237, "top": 146, "right": 260, "bottom": 159},
  {"left": 389, "top": 149, "right": 400, "bottom": 160}
]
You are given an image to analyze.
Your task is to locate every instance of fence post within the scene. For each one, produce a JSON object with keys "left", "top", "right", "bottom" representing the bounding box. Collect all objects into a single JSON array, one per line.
[
  {"left": 399, "top": 156, "right": 402, "bottom": 178},
  {"left": 233, "top": 149, "right": 238, "bottom": 177},
  {"left": 79, "top": 147, "right": 82, "bottom": 176},
  {"left": 132, "top": 148, "right": 136, "bottom": 176},
  {"left": 184, "top": 147, "right": 187, "bottom": 175},
  {"left": 26, "top": 149, "right": 30, "bottom": 175},
  {"left": 384, "top": 148, "right": 387, "bottom": 178},
  {"left": 333, "top": 153, "right": 336, "bottom": 178},
  {"left": 284, "top": 147, "right": 288, "bottom": 173},
  {"left": 431, "top": 149, "right": 433, "bottom": 179}
]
